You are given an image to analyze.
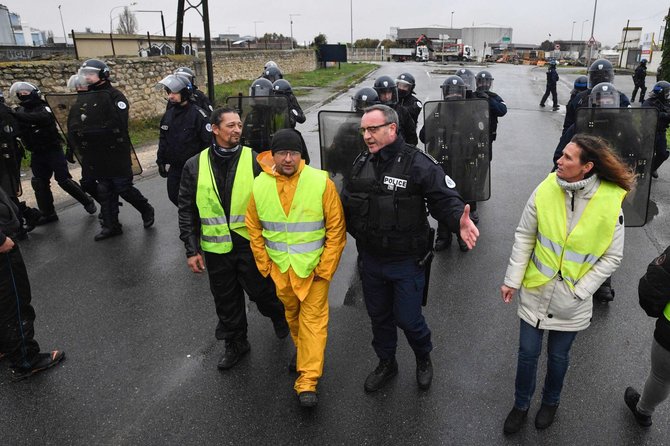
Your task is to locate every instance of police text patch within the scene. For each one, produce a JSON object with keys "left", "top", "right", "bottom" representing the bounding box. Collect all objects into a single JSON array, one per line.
[{"left": 383, "top": 176, "right": 407, "bottom": 190}]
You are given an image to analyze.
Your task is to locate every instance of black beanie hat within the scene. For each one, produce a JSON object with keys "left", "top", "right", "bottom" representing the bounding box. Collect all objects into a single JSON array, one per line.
[{"left": 270, "top": 128, "right": 305, "bottom": 155}]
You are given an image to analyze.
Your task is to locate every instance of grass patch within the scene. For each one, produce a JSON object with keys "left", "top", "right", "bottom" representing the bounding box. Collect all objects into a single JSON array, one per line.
[
  {"left": 129, "top": 116, "right": 161, "bottom": 147},
  {"left": 214, "top": 79, "right": 254, "bottom": 107}
]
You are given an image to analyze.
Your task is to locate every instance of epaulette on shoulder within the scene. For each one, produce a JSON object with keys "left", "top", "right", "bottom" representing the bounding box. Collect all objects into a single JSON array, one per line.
[
  {"left": 415, "top": 149, "right": 439, "bottom": 165},
  {"left": 197, "top": 107, "right": 208, "bottom": 118}
]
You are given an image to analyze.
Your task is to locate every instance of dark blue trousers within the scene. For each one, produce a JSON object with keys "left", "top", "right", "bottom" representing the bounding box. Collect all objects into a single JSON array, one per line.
[{"left": 359, "top": 250, "right": 432, "bottom": 360}]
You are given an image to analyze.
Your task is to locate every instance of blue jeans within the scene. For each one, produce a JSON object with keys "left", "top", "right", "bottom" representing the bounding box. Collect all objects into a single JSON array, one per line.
[
  {"left": 514, "top": 319, "right": 578, "bottom": 410},
  {"left": 359, "top": 251, "right": 431, "bottom": 360}
]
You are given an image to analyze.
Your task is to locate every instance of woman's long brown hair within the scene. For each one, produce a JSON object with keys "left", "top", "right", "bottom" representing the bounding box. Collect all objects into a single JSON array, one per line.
[{"left": 572, "top": 134, "right": 637, "bottom": 191}]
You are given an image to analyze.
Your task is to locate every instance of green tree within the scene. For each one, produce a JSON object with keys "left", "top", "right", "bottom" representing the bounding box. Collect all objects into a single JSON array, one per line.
[
  {"left": 354, "top": 38, "right": 380, "bottom": 48},
  {"left": 380, "top": 39, "right": 398, "bottom": 49},
  {"left": 313, "top": 33, "right": 327, "bottom": 46},
  {"left": 539, "top": 39, "right": 554, "bottom": 52},
  {"left": 659, "top": 7, "right": 670, "bottom": 82}
]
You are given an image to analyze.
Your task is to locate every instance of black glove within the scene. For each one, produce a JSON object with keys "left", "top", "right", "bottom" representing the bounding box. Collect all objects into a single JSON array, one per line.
[
  {"left": 65, "top": 148, "right": 75, "bottom": 164},
  {"left": 475, "top": 91, "right": 489, "bottom": 99},
  {"left": 157, "top": 163, "right": 168, "bottom": 178}
]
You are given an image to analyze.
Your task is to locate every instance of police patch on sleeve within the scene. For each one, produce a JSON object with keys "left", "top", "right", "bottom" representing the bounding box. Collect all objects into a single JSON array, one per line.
[
  {"left": 44, "top": 106, "right": 53, "bottom": 114},
  {"left": 444, "top": 175, "right": 456, "bottom": 189},
  {"left": 117, "top": 101, "right": 127, "bottom": 110},
  {"left": 205, "top": 123, "right": 212, "bottom": 132},
  {"left": 417, "top": 101, "right": 423, "bottom": 108}
]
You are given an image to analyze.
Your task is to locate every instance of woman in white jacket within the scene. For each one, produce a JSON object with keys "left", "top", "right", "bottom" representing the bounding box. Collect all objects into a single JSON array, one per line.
[{"left": 500, "top": 134, "right": 635, "bottom": 434}]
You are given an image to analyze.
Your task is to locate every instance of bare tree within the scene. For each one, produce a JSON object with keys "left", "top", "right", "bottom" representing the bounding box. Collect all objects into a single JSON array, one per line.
[{"left": 116, "top": 7, "right": 137, "bottom": 35}]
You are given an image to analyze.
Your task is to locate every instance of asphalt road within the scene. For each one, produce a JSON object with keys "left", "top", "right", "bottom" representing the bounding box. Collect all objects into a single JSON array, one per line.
[{"left": 1, "top": 62, "right": 669, "bottom": 445}]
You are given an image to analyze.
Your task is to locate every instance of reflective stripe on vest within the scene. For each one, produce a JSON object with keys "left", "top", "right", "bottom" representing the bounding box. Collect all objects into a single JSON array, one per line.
[
  {"left": 196, "top": 147, "right": 254, "bottom": 254},
  {"left": 522, "top": 173, "right": 626, "bottom": 289},
  {"left": 252, "top": 165, "right": 328, "bottom": 278}
]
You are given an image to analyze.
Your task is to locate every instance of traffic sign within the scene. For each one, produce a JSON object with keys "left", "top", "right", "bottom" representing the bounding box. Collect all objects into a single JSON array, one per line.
[
  {"left": 587, "top": 36, "right": 596, "bottom": 46},
  {"left": 555, "top": 44, "right": 560, "bottom": 51}
]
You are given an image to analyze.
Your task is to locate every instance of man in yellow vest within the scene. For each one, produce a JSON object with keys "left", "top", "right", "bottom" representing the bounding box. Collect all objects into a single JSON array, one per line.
[
  {"left": 246, "top": 128, "right": 347, "bottom": 408},
  {"left": 178, "top": 107, "right": 289, "bottom": 371}
]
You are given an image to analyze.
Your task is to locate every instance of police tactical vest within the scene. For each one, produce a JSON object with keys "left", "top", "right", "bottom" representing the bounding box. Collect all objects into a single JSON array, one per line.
[
  {"left": 253, "top": 165, "right": 327, "bottom": 278},
  {"left": 196, "top": 147, "right": 253, "bottom": 254},
  {"left": 522, "top": 173, "right": 626, "bottom": 290},
  {"left": 344, "top": 145, "right": 429, "bottom": 256}
]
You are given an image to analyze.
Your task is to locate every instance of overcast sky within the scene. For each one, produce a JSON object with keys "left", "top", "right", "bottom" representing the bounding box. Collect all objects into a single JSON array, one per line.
[{"left": 5, "top": 0, "right": 667, "bottom": 47}]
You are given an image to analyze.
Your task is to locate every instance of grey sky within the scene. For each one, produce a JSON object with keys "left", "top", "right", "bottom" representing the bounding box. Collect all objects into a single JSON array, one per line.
[{"left": 7, "top": 0, "right": 667, "bottom": 47}]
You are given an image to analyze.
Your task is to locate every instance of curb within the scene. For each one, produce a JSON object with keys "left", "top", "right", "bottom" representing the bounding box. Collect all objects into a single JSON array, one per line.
[{"left": 303, "top": 65, "right": 380, "bottom": 114}]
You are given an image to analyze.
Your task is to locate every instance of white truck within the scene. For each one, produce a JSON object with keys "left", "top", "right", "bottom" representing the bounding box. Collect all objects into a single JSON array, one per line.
[
  {"left": 389, "top": 47, "right": 415, "bottom": 62},
  {"left": 441, "top": 40, "right": 473, "bottom": 61}
]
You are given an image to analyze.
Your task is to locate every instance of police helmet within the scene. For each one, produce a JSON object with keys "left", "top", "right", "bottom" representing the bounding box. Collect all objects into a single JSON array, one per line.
[
  {"left": 262, "top": 66, "right": 283, "bottom": 83},
  {"left": 373, "top": 75, "right": 399, "bottom": 106},
  {"left": 9, "top": 81, "right": 41, "bottom": 103},
  {"left": 441, "top": 76, "right": 466, "bottom": 101},
  {"left": 264, "top": 61, "right": 279, "bottom": 70},
  {"left": 651, "top": 81, "right": 670, "bottom": 102},
  {"left": 549, "top": 59, "right": 557, "bottom": 67},
  {"left": 455, "top": 68, "right": 476, "bottom": 92},
  {"left": 475, "top": 71, "right": 494, "bottom": 91},
  {"left": 574, "top": 76, "right": 588, "bottom": 90},
  {"left": 78, "top": 59, "right": 110, "bottom": 84},
  {"left": 352, "top": 87, "right": 380, "bottom": 112},
  {"left": 640, "top": 59, "right": 647, "bottom": 65},
  {"left": 157, "top": 74, "right": 192, "bottom": 101},
  {"left": 587, "top": 59, "right": 614, "bottom": 88},
  {"left": 396, "top": 72, "right": 416, "bottom": 98},
  {"left": 588, "top": 82, "right": 620, "bottom": 108},
  {"left": 174, "top": 66, "right": 196, "bottom": 86},
  {"left": 272, "top": 79, "right": 293, "bottom": 95},
  {"left": 250, "top": 78, "right": 273, "bottom": 97},
  {"left": 67, "top": 74, "right": 89, "bottom": 92}
]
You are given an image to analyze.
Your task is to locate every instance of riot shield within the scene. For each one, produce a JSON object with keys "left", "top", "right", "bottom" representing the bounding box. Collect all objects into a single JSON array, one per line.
[
  {"left": 317, "top": 110, "right": 367, "bottom": 192},
  {"left": 422, "top": 99, "right": 490, "bottom": 202},
  {"left": 45, "top": 91, "right": 142, "bottom": 178},
  {"left": 575, "top": 107, "right": 658, "bottom": 227},
  {"left": 226, "top": 95, "right": 290, "bottom": 153}
]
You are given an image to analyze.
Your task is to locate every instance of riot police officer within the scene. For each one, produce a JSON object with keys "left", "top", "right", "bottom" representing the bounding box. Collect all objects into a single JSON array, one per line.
[
  {"left": 563, "top": 59, "right": 631, "bottom": 132},
  {"left": 9, "top": 82, "right": 96, "bottom": 225},
  {"left": 632, "top": 59, "right": 648, "bottom": 104},
  {"left": 261, "top": 66, "right": 283, "bottom": 83},
  {"left": 455, "top": 68, "right": 477, "bottom": 98},
  {"left": 341, "top": 104, "right": 479, "bottom": 392},
  {"left": 271, "top": 79, "right": 305, "bottom": 128},
  {"left": 540, "top": 60, "right": 560, "bottom": 110},
  {"left": 474, "top": 70, "right": 507, "bottom": 155},
  {"left": 642, "top": 81, "right": 670, "bottom": 176},
  {"left": 174, "top": 66, "right": 214, "bottom": 115},
  {"left": 562, "top": 76, "right": 589, "bottom": 134},
  {"left": 396, "top": 73, "right": 422, "bottom": 125},
  {"left": 78, "top": 59, "right": 155, "bottom": 241},
  {"left": 374, "top": 75, "right": 417, "bottom": 145},
  {"left": 156, "top": 74, "right": 211, "bottom": 206}
]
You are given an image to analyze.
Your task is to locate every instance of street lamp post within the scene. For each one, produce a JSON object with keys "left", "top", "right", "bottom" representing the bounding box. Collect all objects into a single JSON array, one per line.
[
  {"left": 571, "top": 20, "right": 576, "bottom": 41},
  {"left": 253, "top": 20, "right": 263, "bottom": 41},
  {"left": 451, "top": 11, "right": 454, "bottom": 29},
  {"left": 289, "top": 13, "right": 300, "bottom": 50},
  {"left": 58, "top": 5, "right": 67, "bottom": 45},
  {"left": 109, "top": 2, "right": 137, "bottom": 34},
  {"left": 134, "top": 10, "right": 166, "bottom": 36},
  {"left": 580, "top": 19, "right": 589, "bottom": 41}
]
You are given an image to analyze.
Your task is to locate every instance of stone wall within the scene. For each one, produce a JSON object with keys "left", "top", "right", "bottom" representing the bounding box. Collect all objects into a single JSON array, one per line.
[{"left": 0, "top": 50, "right": 315, "bottom": 120}]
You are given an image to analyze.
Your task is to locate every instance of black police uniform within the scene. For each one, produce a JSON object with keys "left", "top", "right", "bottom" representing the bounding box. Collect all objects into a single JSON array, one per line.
[
  {"left": 192, "top": 88, "right": 213, "bottom": 115},
  {"left": 563, "top": 89, "right": 632, "bottom": 133},
  {"left": 394, "top": 105, "right": 418, "bottom": 145},
  {"left": 341, "top": 134, "right": 465, "bottom": 362},
  {"left": 474, "top": 90, "right": 507, "bottom": 157},
  {"left": 87, "top": 81, "right": 154, "bottom": 236},
  {"left": 398, "top": 94, "right": 422, "bottom": 125},
  {"left": 632, "top": 63, "right": 647, "bottom": 103},
  {"left": 642, "top": 95, "right": 670, "bottom": 172},
  {"left": 284, "top": 92, "right": 306, "bottom": 128},
  {"left": 178, "top": 144, "right": 286, "bottom": 342},
  {"left": 13, "top": 96, "right": 94, "bottom": 220},
  {"left": 540, "top": 66, "right": 559, "bottom": 108},
  {"left": 157, "top": 101, "right": 210, "bottom": 206}
]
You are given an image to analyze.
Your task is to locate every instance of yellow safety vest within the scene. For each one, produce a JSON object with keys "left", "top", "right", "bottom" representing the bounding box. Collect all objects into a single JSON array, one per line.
[
  {"left": 664, "top": 302, "right": 670, "bottom": 322},
  {"left": 252, "top": 165, "right": 328, "bottom": 278},
  {"left": 196, "top": 147, "right": 254, "bottom": 254},
  {"left": 522, "top": 173, "right": 626, "bottom": 289}
]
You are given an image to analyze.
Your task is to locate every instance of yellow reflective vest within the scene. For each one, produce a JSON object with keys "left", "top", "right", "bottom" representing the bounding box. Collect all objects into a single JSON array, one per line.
[
  {"left": 664, "top": 302, "right": 670, "bottom": 322},
  {"left": 523, "top": 173, "right": 626, "bottom": 289},
  {"left": 196, "top": 147, "right": 254, "bottom": 254},
  {"left": 252, "top": 165, "right": 328, "bottom": 278}
]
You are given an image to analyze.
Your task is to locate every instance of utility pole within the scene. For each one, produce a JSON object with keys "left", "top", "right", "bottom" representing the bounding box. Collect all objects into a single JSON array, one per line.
[
  {"left": 587, "top": 0, "right": 598, "bottom": 66},
  {"left": 619, "top": 19, "right": 630, "bottom": 68}
]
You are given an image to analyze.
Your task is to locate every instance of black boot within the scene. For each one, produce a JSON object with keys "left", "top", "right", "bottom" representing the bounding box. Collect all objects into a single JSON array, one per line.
[
  {"left": 503, "top": 407, "right": 528, "bottom": 434},
  {"left": 535, "top": 403, "right": 558, "bottom": 429},
  {"left": 94, "top": 224, "right": 123, "bottom": 241},
  {"left": 118, "top": 186, "right": 153, "bottom": 227},
  {"left": 364, "top": 358, "right": 398, "bottom": 392},
  {"left": 58, "top": 178, "right": 96, "bottom": 214},
  {"left": 217, "top": 339, "right": 250, "bottom": 370},
  {"left": 416, "top": 354, "right": 433, "bottom": 390},
  {"left": 141, "top": 204, "right": 155, "bottom": 228},
  {"left": 95, "top": 195, "right": 122, "bottom": 241},
  {"left": 624, "top": 387, "right": 652, "bottom": 427}
]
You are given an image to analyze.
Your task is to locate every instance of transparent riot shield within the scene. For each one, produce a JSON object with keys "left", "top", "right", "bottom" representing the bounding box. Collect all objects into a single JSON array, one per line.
[
  {"left": 422, "top": 99, "right": 490, "bottom": 202},
  {"left": 575, "top": 107, "right": 658, "bottom": 227},
  {"left": 226, "top": 95, "right": 290, "bottom": 153},
  {"left": 45, "top": 91, "right": 142, "bottom": 178},
  {"left": 317, "top": 110, "right": 367, "bottom": 192}
]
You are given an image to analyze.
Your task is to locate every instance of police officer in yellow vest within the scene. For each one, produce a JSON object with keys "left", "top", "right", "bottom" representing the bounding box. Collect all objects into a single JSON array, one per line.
[
  {"left": 246, "top": 129, "right": 347, "bottom": 408},
  {"left": 500, "top": 135, "right": 635, "bottom": 434},
  {"left": 178, "top": 107, "right": 289, "bottom": 371}
]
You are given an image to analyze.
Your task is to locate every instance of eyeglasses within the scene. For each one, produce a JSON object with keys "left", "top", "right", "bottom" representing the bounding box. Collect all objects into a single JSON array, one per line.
[
  {"left": 358, "top": 122, "right": 392, "bottom": 136},
  {"left": 275, "top": 150, "right": 302, "bottom": 158}
]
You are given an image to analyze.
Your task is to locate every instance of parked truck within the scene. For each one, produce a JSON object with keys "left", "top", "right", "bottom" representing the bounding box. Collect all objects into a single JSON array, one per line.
[
  {"left": 440, "top": 40, "right": 473, "bottom": 61},
  {"left": 389, "top": 47, "right": 415, "bottom": 62}
]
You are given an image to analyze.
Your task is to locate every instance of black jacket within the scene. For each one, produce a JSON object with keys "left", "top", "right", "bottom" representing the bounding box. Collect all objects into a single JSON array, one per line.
[
  {"left": 474, "top": 91, "right": 507, "bottom": 141},
  {"left": 546, "top": 67, "right": 559, "bottom": 86},
  {"left": 178, "top": 146, "right": 262, "bottom": 257},
  {"left": 157, "top": 102, "right": 211, "bottom": 167},
  {"left": 398, "top": 94, "right": 423, "bottom": 125},
  {"left": 638, "top": 245, "right": 670, "bottom": 352},
  {"left": 13, "top": 98, "right": 62, "bottom": 152},
  {"left": 0, "top": 186, "right": 20, "bottom": 246},
  {"left": 633, "top": 65, "right": 647, "bottom": 86},
  {"left": 88, "top": 81, "right": 130, "bottom": 130}
]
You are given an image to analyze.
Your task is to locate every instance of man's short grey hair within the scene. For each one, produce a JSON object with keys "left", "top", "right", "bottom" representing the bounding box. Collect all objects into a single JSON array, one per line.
[{"left": 362, "top": 104, "right": 399, "bottom": 132}]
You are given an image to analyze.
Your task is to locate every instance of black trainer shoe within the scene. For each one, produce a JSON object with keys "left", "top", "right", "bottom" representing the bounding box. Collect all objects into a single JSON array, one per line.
[
  {"left": 298, "top": 391, "right": 318, "bottom": 407},
  {"left": 503, "top": 407, "right": 528, "bottom": 434},
  {"left": 94, "top": 225, "right": 123, "bottom": 241},
  {"left": 217, "top": 339, "right": 250, "bottom": 370},
  {"left": 552, "top": 105, "right": 560, "bottom": 111},
  {"left": 416, "top": 354, "right": 433, "bottom": 390},
  {"left": 11, "top": 350, "right": 65, "bottom": 381},
  {"left": 624, "top": 387, "right": 652, "bottom": 427},
  {"left": 434, "top": 233, "right": 452, "bottom": 251},
  {"left": 539, "top": 103, "right": 546, "bottom": 107},
  {"left": 272, "top": 318, "right": 290, "bottom": 339},
  {"left": 288, "top": 352, "right": 297, "bottom": 373},
  {"left": 364, "top": 358, "right": 398, "bottom": 393},
  {"left": 142, "top": 205, "right": 155, "bottom": 228},
  {"left": 535, "top": 403, "right": 558, "bottom": 429}
]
